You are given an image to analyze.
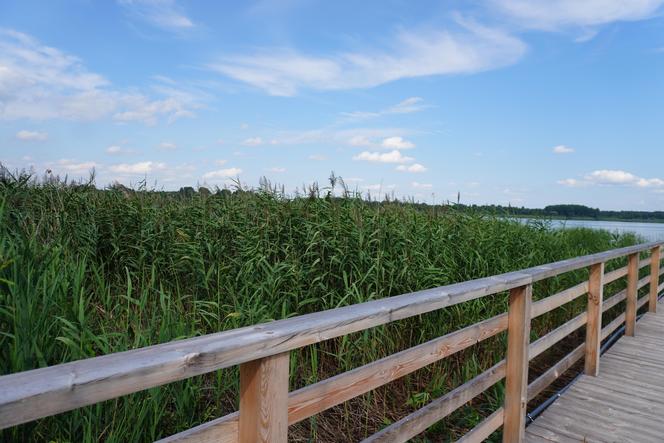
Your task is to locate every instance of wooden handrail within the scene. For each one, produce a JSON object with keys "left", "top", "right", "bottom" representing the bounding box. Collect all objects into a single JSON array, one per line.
[{"left": 0, "top": 240, "right": 663, "bottom": 442}]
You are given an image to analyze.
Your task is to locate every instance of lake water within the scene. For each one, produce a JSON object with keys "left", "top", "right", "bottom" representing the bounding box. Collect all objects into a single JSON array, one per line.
[{"left": 519, "top": 219, "right": 664, "bottom": 241}]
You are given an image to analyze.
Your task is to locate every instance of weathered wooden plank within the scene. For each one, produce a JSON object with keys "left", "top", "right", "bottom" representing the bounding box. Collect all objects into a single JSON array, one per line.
[
  {"left": 528, "top": 312, "right": 586, "bottom": 361},
  {"left": 625, "top": 253, "right": 639, "bottom": 336},
  {"left": 603, "top": 265, "right": 628, "bottom": 285},
  {"left": 601, "top": 312, "right": 625, "bottom": 341},
  {"left": 503, "top": 285, "right": 532, "bottom": 443},
  {"left": 360, "top": 362, "right": 506, "bottom": 443},
  {"left": 527, "top": 343, "right": 584, "bottom": 401},
  {"left": 238, "top": 352, "right": 289, "bottom": 443},
  {"left": 602, "top": 288, "right": 626, "bottom": 313},
  {"left": 158, "top": 313, "right": 508, "bottom": 442},
  {"left": 526, "top": 300, "right": 664, "bottom": 443},
  {"left": 525, "top": 423, "right": 581, "bottom": 443},
  {"left": 650, "top": 246, "right": 661, "bottom": 312},
  {"left": 158, "top": 413, "right": 238, "bottom": 443},
  {"left": 585, "top": 262, "right": 604, "bottom": 376},
  {"left": 530, "top": 282, "right": 587, "bottom": 319},
  {"left": 456, "top": 408, "right": 503, "bottom": 443},
  {"left": 0, "top": 241, "right": 660, "bottom": 430}
]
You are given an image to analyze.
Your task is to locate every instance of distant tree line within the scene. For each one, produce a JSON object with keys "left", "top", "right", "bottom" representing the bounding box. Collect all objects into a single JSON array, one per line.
[{"left": 457, "top": 203, "right": 664, "bottom": 222}]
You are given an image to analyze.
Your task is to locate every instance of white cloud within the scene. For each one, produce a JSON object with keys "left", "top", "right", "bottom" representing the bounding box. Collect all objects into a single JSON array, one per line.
[
  {"left": 308, "top": 154, "right": 327, "bottom": 161},
  {"left": 381, "top": 136, "right": 415, "bottom": 150},
  {"left": 586, "top": 169, "right": 638, "bottom": 185},
  {"left": 342, "top": 97, "right": 428, "bottom": 120},
  {"left": 214, "top": 159, "right": 228, "bottom": 166},
  {"left": 0, "top": 29, "right": 197, "bottom": 123},
  {"left": 202, "top": 167, "right": 242, "bottom": 180},
  {"left": 209, "top": 19, "right": 526, "bottom": 95},
  {"left": 552, "top": 144, "right": 574, "bottom": 154},
  {"left": 353, "top": 150, "right": 414, "bottom": 164},
  {"left": 348, "top": 135, "right": 373, "bottom": 147},
  {"left": 558, "top": 169, "right": 664, "bottom": 188},
  {"left": 52, "top": 159, "right": 98, "bottom": 174},
  {"left": 364, "top": 183, "right": 396, "bottom": 191},
  {"left": 242, "top": 137, "right": 263, "bottom": 146},
  {"left": 118, "top": 0, "right": 195, "bottom": 31},
  {"left": 158, "top": 141, "right": 177, "bottom": 150},
  {"left": 267, "top": 167, "right": 286, "bottom": 173},
  {"left": 106, "top": 145, "right": 135, "bottom": 155},
  {"left": 396, "top": 163, "right": 427, "bottom": 173},
  {"left": 109, "top": 161, "right": 166, "bottom": 174},
  {"left": 492, "top": 0, "right": 664, "bottom": 31},
  {"left": 411, "top": 181, "right": 433, "bottom": 189},
  {"left": 557, "top": 178, "right": 585, "bottom": 187},
  {"left": 16, "top": 130, "right": 47, "bottom": 141}
]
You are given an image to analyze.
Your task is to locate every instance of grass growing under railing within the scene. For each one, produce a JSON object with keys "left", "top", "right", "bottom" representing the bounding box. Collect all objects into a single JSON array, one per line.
[{"left": 0, "top": 171, "right": 641, "bottom": 442}]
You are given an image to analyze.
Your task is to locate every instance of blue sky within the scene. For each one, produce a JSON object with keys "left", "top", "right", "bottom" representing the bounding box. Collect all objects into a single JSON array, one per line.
[{"left": 1, "top": 0, "right": 664, "bottom": 210}]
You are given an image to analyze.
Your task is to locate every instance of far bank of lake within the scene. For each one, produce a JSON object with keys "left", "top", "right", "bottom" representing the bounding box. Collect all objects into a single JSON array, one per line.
[{"left": 517, "top": 218, "right": 664, "bottom": 241}]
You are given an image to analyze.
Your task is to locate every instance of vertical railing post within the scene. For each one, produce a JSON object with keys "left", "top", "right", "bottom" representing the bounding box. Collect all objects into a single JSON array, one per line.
[
  {"left": 625, "top": 253, "right": 639, "bottom": 337},
  {"left": 585, "top": 262, "right": 604, "bottom": 376},
  {"left": 503, "top": 284, "right": 532, "bottom": 443},
  {"left": 650, "top": 246, "right": 661, "bottom": 313},
  {"left": 239, "top": 352, "right": 290, "bottom": 443}
]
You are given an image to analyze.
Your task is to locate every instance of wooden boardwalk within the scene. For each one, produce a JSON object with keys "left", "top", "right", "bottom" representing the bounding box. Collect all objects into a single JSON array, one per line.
[{"left": 526, "top": 302, "right": 664, "bottom": 443}]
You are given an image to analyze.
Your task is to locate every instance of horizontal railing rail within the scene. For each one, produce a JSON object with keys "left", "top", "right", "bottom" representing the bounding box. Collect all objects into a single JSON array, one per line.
[{"left": 0, "top": 240, "right": 662, "bottom": 442}]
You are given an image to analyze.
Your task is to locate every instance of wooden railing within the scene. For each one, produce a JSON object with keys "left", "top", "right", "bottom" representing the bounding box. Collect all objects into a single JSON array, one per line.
[{"left": 1, "top": 241, "right": 663, "bottom": 442}]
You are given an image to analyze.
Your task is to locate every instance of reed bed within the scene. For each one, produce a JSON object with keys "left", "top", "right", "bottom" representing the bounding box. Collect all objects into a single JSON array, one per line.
[{"left": 0, "top": 173, "right": 639, "bottom": 442}]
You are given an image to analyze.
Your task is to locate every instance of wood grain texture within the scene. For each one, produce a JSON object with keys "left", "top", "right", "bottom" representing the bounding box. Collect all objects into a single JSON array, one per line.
[
  {"left": 239, "top": 352, "right": 289, "bottom": 443},
  {"left": 361, "top": 362, "right": 506, "bottom": 443},
  {"left": 649, "top": 246, "right": 661, "bottom": 312},
  {"left": 626, "top": 253, "right": 639, "bottom": 337},
  {"left": 584, "top": 262, "right": 604, "bottom": 376},
  {"left": 527, "top": 343, "right": 584, "bottom": 401},
  {"left": 456, "top": 408, "right": 504, "bottom": 443},
  {"left": 158, "top": 314, "right": 508, "bottom": 442},
  {"left": 526, "top": 302, "right": 664, "bottom": 443},
  {"left": 0, "top": 241, "right": 661, "bottom": 431},
  {"left": 603, "top": 265, "right": 628, "bottom": 285},
  {"left": 528, "top": 312, "right": 586, "bottom": 361},
  {"left": 530, "top": 282, "right": 587, "bottom": 319},
  {"left": 503, "top": 285, "right": 532, "bottom": 443}
]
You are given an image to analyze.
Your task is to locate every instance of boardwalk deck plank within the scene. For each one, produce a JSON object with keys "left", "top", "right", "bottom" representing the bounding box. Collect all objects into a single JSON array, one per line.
[{"left": 526, "top": 301, "right": 664, "bottom": 443}]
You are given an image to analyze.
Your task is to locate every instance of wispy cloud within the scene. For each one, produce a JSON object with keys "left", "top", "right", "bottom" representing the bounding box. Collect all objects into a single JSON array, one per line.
[
  {"left": 353, "top": 150, "right": 414, "bottom": 164},
  {"left": 559, "top": 169, "right": 664, "bottom": 188},
  {"left": 0, "top": 29, "right": 198, "bottom": 123},
  {"left": 51, "top": 159, "right": 98, "bottom": 174},
  {"left": 242, "top": 137, "right": 263, "bottom": 146},
  {"left": 411, "top": 181, "right": 433, "bottom": 189},
  {"left": 158, "top": 142, "right": 177, "bottom": 150},
  {"left": 209, "top": 19, "right": 526, "bottom": 96},
  {"left": 109, "top": 161, "right": 166, "bottom": 174},
  {"left": 382, "top": 136, "right": 415, "bottom": 150},
  {"left": 491, "top": 0, "right": 664, "bottom": 31},
  {"left": 106, "top": 144, "right": 135, "bottom": 155},
  {"left": 118, "top": 0, "right": 195, "bottom": 31},
  {"left": 16, "top": 130, "right": 47, "bottom": 141},
  {"left": 552, "top": 144, "right": 574, "bottom": 154},
  {"left": 341, "top": 97, "right": 429, "bottom": 120},
  {"left": 396, "top": 163, "right": 427, "bottom": 173},
  {"left": 202, "top": 167, "right": 242, "bottom": 180}
]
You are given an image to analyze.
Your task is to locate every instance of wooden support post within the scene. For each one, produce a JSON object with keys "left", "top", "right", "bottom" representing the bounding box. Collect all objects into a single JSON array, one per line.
[
  {"left": 239, "top": 352, "right": 289, "bottom": 443},
  {"left": 585, "top": 263, "right": 604, "bottom": 376},
  {"left": 626, "top": 253, "right": 639, "bottom": 337},
  {"left": 650, "top": 246, "right": 661, "bottom": 313},
  {"left": 503, "top": 284, "right": 532, "bottom": 443}
]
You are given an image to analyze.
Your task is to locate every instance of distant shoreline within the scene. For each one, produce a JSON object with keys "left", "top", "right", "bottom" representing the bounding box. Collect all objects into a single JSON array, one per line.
[{"left": 508, "top": 215, "right": 664, "bottom": 224}]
